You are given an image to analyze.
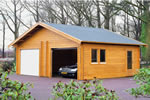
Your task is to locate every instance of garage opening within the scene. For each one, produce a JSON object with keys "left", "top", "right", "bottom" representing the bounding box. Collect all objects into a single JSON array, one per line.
[{"left": 52, "top": 48, "right": 77, "bottom": 78}]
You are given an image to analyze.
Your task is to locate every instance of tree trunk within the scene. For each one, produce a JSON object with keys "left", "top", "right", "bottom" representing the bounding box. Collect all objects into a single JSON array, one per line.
[
  {"left": 36, "top": 0, "right": 40, "bottom": 22},
  {"left": 104, "top": 16, "right": 110, "bottom": 29},
  {"left": 111, "top": 16, "right": 116, "bottom": 32},
  {"left": 127, "top": 12, "right": 130, "bottom": 37},
  {"left": 140, "top": 0, "right": 150, "bottom": 62},
  {"left": 77, "top": 13, "right": 82, "bottom": 26},
  {"left": 104, "top": 2, "right": 110, "bottom": 30},
  {"left": 2, "top": 22, "right": 5, "bottom": 58},
  {"left": 124, "top": 14, "right": 126, "bottom": 35},
  {"left": 145, "top": 22, "right": 150, "bottom": 61},
  {"left": 96, "top": 0, "right": 101, "bottom": 28}
]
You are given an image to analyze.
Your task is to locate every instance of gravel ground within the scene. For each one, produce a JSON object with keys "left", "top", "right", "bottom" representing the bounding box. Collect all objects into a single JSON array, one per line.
[{"left": 9, "top": 74, "right": 149, "bottom": 100}]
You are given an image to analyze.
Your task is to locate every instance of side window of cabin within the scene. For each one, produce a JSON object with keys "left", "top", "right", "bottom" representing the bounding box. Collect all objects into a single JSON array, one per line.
[
  {"left": 91, "top": 49, "right": 97, "bottom": 63},
  {"left": 100, "top": 49, "right": 106, "bottom": 63},
  {"left": 127, "top": 51, "right": 132, "bottom": 69}
]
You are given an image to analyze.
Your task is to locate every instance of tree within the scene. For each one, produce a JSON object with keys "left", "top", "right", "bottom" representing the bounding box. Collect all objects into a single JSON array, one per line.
[
  {"left": 63, "top": 0, "right": 85, "bottom": 26},
  {"left": 111, "top": 0, "right": 150, "bottom": 61},
  {"left": 53, "top": 0, "right": 67, "bottom": 24},
  {"left": 0, "top": 0, "right": 25, "bottom": 39},
  {"left": 95, "top": 0, "right": 120, "bottom": 30},
  {"left": 140, "top": 0, "right": 150, "bottom": 61},
  {"left": 22, "top": 0, "right": 42, "bottom": 23},
  {"left": 40, "top": 0, "right": 57, "bottom": 23},
  {"left": 94, "top": 0, "right": 102, "bottom": 28},
  {"left": 79, "top": 0, "right": 95, "bottom": 27},
  {"left": 0, "top": 0, "right": 29, "bottom": 59}
]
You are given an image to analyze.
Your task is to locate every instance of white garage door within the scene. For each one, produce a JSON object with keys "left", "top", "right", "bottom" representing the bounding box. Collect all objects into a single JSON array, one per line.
[{"left": 21, "top": 49, "right": 39, "bottom": 76}]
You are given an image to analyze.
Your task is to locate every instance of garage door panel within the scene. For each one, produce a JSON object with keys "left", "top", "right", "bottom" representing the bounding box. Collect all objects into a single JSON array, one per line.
[{"left": 21, "top": 49, "right": 39, "bottom": 76}]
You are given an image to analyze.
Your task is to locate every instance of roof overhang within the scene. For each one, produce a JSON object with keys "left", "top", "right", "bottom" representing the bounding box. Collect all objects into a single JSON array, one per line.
[
  {"left": 81, "top": 41, "right": 147, "bottom": 46},
  {"left": 8, "top": 22, "right": 81, "bottom": 47}
]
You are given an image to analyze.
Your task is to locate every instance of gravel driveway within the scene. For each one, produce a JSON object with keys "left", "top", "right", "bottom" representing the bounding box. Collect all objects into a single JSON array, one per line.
[{"left": 9, "top": 74, "right": 149, "bottom": 100}]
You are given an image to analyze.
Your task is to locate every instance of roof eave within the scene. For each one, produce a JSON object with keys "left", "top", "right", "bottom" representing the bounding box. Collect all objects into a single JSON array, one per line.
[
  {"left": 8, "top": 23, "right": 41, "bottom": 48},
  {"left": 81, "top": 41, "right": 147, "bottom": 46}
]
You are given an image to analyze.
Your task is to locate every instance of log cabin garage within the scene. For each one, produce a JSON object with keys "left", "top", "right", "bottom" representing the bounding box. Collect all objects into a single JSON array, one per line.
[{"left": 9, "top": 22, "right": 146, "bottom": 80}]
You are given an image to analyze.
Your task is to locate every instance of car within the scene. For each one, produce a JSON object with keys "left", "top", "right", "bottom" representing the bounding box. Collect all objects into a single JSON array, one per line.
[{"left": 58, "top": 64, "right": 77, "bottom": 78}]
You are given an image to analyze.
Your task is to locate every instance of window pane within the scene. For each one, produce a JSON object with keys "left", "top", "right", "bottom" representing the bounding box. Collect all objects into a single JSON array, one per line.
[
  {"left": 91, "top": 49, "right": 97, "bottom": 62},
  {"left": 100, "top": 49, "right": 105, "bottom": 62},
  {"left": 127, "top": 51, "right": 132, "bottom": 69}
]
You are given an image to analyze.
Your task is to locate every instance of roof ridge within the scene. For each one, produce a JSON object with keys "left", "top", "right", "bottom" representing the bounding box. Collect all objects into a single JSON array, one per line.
[{"left": 45, "top": 22, "right": 104, "bottom": 30}]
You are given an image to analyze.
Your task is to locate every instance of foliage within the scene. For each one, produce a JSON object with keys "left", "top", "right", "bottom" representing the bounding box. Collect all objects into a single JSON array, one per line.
[
  {"left": 52, "top": 79, "right": 118, "bottom": 100},
  {"left": 0, "top": 72, "right": 34, "bottom": 100},
  {"left": 0, "top": 61, "right": 16, "bottom": 72},
  {"left": 127, "top": 68, "right": 150, "bottom": 98}
]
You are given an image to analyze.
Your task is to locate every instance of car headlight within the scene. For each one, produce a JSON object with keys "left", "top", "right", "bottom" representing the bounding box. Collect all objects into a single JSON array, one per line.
[
  {"left": 71, "top": 68, "right": 77, "bottom": 72},
  {"left": 59, "top": 68, "right": 62, "bottom": 71}
]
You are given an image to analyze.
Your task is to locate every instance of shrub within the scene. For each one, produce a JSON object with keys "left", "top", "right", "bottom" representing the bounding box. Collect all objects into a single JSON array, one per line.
[
  {"left": 127, "top": 68, "right": 150, "bottom": 98},
  {"left": 1, "top": 61, "right": 15, "bottom": 72},
  {"left": 0, "top": 72, "right": 34, "bottom": 100},
  {"left": 52, "top": 79, "right": 118, "bottom": 100}
]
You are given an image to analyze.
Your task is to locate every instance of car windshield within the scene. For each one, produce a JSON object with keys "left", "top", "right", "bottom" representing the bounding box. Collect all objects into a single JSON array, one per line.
[{"left": 68, "top": 64, "right": 77, "bottom": 68}]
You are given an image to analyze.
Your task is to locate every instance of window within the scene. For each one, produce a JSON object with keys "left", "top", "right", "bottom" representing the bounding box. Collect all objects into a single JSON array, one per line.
[
  {"left": 127, "top": 51, "right": 132, "bottom": 69},
  {"left": 91, "top": 49, "right": 97, "bottom": 62},
  {"left": 100, "top": 49, "right": 105, "bottom": 62}
]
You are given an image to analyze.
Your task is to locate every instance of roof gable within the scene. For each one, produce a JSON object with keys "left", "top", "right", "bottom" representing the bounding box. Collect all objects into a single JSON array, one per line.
[{"left": 9, "top": 23, "right": 81, "bottom": 47}]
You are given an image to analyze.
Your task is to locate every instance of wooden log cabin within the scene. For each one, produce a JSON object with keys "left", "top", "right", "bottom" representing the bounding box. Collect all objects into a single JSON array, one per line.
[{"left": 9, "top": 22, "right": 146, "bottom": 80}]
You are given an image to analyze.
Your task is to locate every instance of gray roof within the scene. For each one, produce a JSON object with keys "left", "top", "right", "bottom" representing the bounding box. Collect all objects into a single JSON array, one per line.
[{"left": 46, "top": 23, "right": 145, "bottom": 45}]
